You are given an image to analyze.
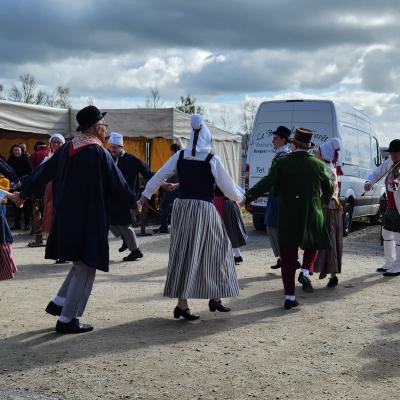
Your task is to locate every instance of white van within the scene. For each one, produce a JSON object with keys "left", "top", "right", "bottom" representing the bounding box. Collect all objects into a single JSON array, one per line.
[{"left": 245, "top": 99, "right": 385, "bottom": 235}]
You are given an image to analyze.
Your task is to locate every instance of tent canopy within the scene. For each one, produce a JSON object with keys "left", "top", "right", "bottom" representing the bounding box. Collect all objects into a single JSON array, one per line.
[{"left": 0, "top": 101, "right": 242, "bottom": 182}]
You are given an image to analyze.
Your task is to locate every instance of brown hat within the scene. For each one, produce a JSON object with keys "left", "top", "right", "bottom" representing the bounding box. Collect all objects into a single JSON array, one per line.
[{"left": 290, "top": 127, "right": 315, "bottom": 149}]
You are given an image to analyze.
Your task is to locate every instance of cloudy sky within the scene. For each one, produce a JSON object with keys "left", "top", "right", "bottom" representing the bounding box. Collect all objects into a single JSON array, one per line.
[{"left": 1, "top": 0, "right": 399, "bottom": 143}]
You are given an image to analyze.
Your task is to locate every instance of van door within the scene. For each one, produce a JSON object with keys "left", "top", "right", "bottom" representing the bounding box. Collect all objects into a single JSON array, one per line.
[{"left": 291, "top": 101, "right": 335, "bottom": 151}]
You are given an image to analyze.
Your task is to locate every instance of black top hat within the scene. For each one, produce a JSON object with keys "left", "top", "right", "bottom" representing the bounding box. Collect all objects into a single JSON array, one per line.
[
  {"left": 290, "top": 127, "right": 315, "bottom": 149},
  {"left": 76, "top": 105, "right": 107, "bottom": 132},
  {"left": 388, "top": 139, "right": 400, "bottom": 153},
  {"left": 272, "top": 125, "right": 291, "bottom": 139}
]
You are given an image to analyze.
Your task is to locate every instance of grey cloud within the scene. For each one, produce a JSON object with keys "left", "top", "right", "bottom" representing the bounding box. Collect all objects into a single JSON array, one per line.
[
  {"left": 361, "top": 48, "right": 400, "bottom": 93},
  {"left": 1, "top": 0, "right": 399, "bottom": 64}
]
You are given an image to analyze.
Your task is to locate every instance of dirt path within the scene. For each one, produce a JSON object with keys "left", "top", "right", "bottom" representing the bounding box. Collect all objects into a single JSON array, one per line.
[{"left": 1, "top": 222, "right": 399, "bottom": 400}]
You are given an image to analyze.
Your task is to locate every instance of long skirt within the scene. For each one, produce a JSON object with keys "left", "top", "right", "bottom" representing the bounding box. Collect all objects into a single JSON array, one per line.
[
  {"left": 214, "top": 196, "right": 247, "bottom": 248},
  {"left": 164, "top": 198, "right": 240, "bottom": 299},
  {"left": 314, "top": 202, "right": 343, "bottom": 275},
  {"left": 0, "top": 243, "right": 17, "bottom": 280},
  {"left": 222, "top": 199, "right": 247, "bottom": 248}
]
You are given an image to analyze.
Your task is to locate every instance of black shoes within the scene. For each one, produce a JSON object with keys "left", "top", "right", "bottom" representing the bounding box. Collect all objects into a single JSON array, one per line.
[
  {"left": 327, "top": 275, "right": 338, "bottom": 287},
  {"left": 284, "top": 299, "right": 299, "bottom": 310},
  {"left": 173, "top": 307, "right": 200, "bottom": 320},
  {"left": 298, "top": 272, "right": 314, "bottom": 293},
  {"left": 56, "top": 318, "right": 93, "bottom": 334},
  {"left": 234, "top": 256, "right": 243, "bottom": 265},
  {"left": 153, "top": 226, "right": 169, "bottom": 234},
  {"left": 377, "top": 267, "right": 389, "bottom": 272},
  {"left": 209, "top": 299, "right": 231, "bottom": 312},
  {"left": 55, "top": 259, "right": 68, "bottom": 264},
  {"left": 45, "top": 301, "right": 63, "bottom": 316},
  {"left": 11, "top": 225, "right": 21, "bottom": 230},
  {"left": 123, "top": 248, "right": 143, "bottom": 261},
  {"left": 271, "top": 259, "right": 281, "bottom": 269},
  {"left": 383, "top": 270, "right": 400, "bottom": 277},
  {"left": 119, "top": 240, "right": 128, "bottom": 253}
]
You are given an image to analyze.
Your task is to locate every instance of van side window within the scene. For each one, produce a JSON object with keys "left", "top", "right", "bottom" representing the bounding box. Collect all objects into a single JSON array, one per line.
[
  {"left": 341, "top": 126, "right": 358, "bottom": 166},
  {"left": 358, "top": 132, "right": 371, "bottom": 169}
]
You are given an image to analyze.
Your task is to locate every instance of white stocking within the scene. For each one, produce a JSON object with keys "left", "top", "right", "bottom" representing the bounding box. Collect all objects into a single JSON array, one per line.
[{"left": 382, "top": 229, "right": 396, "bottom": 269}]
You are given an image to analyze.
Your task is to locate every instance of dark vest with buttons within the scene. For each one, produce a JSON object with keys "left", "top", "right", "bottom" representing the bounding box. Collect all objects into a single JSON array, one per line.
[{"left": 177, "top": 150, "right": 215, "bottom": 202}]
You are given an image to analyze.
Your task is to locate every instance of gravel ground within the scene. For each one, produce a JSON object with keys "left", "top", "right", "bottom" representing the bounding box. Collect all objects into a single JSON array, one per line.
[{"left": 1, "top": 221, "right": 400, "bottom": 400}]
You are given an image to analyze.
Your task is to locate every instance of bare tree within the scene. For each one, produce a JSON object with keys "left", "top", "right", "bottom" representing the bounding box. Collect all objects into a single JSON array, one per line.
[
  {"left": 7, "top": 73, "right": 71, "bottom": 108},
  {"left": 86, "top": 97, "right": 94, "bottom": 106},
  {"left": 176, "top": 94, "right": 204, "bottom": 115},
  {"left": 145, "top": 87, "right": 163, "bottom": 108},
  {"left": 9, "top": 73, "right": 44, "bottom": 104},
  {"left": 220, "top": 106, "right": 232, "bottom": 130},
  {"left": 240, "top": 100, "right": 258, "bottom": 136},
  {"left": 46, "top": 86, "right": 71, "bottom": 108},
  {"left": 0, "top": 83, "right": 4, "bottom": 100}
]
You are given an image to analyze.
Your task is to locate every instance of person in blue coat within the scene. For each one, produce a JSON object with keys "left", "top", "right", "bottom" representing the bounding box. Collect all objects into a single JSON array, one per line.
[
  {"left": 16, "top": 106, "right": 138, "bottom": 334},
  {"left": 107, "top": 132, "right": 154, "bottom": 261},
  {"left": 264, "top": 126, "right": 291, "bottom": 269}
]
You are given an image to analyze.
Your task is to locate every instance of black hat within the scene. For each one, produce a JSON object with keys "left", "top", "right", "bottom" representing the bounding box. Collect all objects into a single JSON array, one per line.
[
  {"left": 290, "top": 127, "right": 315, "bottom": 149},
  {"left": 76, "top": 105, "right": 107, "bottom": 132},
  {"left": 388, "top": 139, "right": 400, "bottom": 153},
  {"left": 272, "top": 125, "right": 291, "bottom": 139}
]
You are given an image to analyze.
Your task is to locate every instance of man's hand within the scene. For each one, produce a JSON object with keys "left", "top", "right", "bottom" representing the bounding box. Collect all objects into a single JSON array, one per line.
[
  {"left": 137, "top": 195, "right": 148, "bottom": 209},
  {"left": 364, "top": 181, "right": 372, "bottom": 191},
  {"left": 7, "top": 192, "right": 24, "bottom": 208},
  {"left": 238, "top": 196, "right": 246, "bottom": 207},
  {"left": 161, "top": 183, "right": 176, "bottom": 192}
]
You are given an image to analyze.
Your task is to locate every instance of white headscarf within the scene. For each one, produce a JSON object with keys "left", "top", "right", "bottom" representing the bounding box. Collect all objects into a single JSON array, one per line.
[
  {"left": 319, "top": 137, "right": 341, "bottom": 162},
  {"left": 187, "top": 114, "right": 212, "bottom": 156},
  {"left": 49, "top": 133, "right": 65, "bottom": 145}
]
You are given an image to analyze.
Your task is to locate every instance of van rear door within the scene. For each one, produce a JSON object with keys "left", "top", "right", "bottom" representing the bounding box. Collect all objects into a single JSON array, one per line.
[{"left": 291, "top": 101, "right": 335, "bottom": 152}]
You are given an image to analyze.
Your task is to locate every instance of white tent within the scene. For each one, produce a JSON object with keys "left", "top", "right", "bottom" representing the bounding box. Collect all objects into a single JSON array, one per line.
[{"left": 0, "top": 101, "right": 242, "bottom": 183}]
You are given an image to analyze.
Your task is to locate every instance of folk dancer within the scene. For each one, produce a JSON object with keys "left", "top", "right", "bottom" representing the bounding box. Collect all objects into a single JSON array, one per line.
[
  {"left": 264, "top": 126, "right": 291, "bottom": 269},
  {"left": 314, "top": 138, "right": 343, "bottom": 287},
  {"left": 364, "top": 139, "right": 400, "bottom": 276},
  {"left": 245, "top": 128, "right": 333, "bottom": 309},
  {"left": 29, "top": 133, "right": 66, "bottom": 249},
  {"left": 14, "top": 106, "right": 138, "bottom": 333},
  {"left": 108, "top": 132, "right": 153, "bottom": 261},
  {"left": 137, "top": 114, "right": 244, "bottom": 320}
]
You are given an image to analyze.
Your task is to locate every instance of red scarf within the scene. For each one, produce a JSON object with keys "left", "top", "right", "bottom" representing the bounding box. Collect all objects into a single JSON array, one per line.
[{"left": 69, "top": 134, "right": 103, "bottom": 156}]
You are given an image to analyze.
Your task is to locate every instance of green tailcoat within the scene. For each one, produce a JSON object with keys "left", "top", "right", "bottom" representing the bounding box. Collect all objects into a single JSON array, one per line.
[{"left": 246, "top": 152, "right": 334, "bottom": 249}]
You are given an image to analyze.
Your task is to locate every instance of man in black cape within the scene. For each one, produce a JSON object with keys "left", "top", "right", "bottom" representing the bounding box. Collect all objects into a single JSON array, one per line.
[{"left": 16, "top": 106, "right": 138, "bottom": 334}]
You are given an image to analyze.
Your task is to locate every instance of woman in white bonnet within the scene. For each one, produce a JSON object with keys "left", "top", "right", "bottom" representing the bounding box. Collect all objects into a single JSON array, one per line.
[
  {"left": 41, "top": 133, "right": 66, "bottom": 261},
  {"left": 314, "top": 137, "right": 343, "bottom": 287},
  {"left": 138, "top": 114, "right": 244, "bottom": 320}
]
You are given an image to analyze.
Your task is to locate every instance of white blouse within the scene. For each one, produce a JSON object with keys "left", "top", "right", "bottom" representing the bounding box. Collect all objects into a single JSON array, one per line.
[{"left": 142, "top": 149, "right": 244, "bottom": 202}]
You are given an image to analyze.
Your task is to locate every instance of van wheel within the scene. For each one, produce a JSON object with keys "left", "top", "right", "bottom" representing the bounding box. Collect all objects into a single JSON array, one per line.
[
  {"left": 343, "top": 203, "right": 353, "bottom": 236},
  {"left": 253, "top": 214, "right": 266, "bottom": 231}
]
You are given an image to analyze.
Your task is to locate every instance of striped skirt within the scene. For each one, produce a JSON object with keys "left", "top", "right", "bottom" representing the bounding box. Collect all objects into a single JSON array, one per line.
[
  {"left": 0, "top": 243, "right": 17, "bottom": 281},
  {"left": 164, "top": 198, "right": 240, "bottom": 299}
]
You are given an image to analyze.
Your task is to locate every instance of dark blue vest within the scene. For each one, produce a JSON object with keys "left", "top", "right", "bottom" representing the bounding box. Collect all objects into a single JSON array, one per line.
[{"left": 177, "top": 150, "right": 215, "bottom": 202}]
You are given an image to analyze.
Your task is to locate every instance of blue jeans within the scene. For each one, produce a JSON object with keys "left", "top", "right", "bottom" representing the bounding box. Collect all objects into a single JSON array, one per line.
[{"left": 160, "top": 190, "right": 179, "bottom": 228}]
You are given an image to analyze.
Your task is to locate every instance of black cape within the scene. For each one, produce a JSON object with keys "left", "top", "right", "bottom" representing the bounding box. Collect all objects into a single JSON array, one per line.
[{"left": 20, "top": 143, "right": 137, "bottom": 271}]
